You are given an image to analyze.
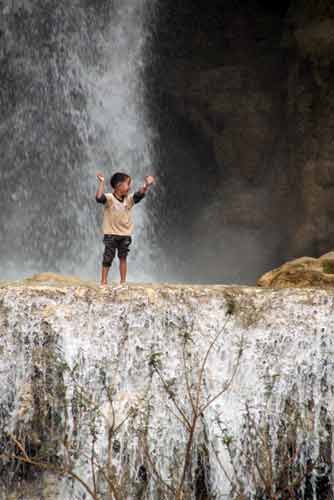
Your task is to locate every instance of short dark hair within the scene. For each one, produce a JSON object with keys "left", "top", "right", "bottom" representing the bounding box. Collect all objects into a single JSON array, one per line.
[{"left": 110, "top": 172, "right": 131, "bottom": 188}]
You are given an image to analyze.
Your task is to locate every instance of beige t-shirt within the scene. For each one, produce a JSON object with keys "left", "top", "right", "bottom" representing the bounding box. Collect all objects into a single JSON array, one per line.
[{"left": 102, "top": 193, "right": 136, "bottom": 236}]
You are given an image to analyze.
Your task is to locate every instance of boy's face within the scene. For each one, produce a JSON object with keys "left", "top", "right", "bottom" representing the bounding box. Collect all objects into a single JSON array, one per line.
[{"left": 116, "top": 177, "right": 132, "bottom": 195}]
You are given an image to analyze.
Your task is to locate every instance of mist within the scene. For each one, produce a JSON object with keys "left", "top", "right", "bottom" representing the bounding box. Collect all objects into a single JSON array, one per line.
[{"left": 0, "top": 0, "right": 156, "bottom": 282}]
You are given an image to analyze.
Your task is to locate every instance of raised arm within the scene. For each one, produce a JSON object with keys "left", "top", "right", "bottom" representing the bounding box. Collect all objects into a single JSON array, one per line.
[
  {"left": 96, "top": 172, "right": 107, "bottom": 204},
  {"left": 133, "top": 175, "right": 155, "bottom": 203}
]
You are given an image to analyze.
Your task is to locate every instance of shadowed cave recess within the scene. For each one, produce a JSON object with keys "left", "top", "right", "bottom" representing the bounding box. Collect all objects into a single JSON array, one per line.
[{"left": 1, "top": 0, "right": 334, "bottom": 283}]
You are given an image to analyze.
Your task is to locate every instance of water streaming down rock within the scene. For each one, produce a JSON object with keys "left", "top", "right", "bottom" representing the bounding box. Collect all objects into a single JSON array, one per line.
[
  {"left": 0, "top": 0, "right": 156, "bottom": 282},
  {"left": 1, "top": 278, "right": 334, "bottom": 499}
]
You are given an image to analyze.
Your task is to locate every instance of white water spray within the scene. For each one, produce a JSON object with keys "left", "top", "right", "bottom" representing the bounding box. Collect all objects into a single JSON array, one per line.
[
  {"left": 79, "top": 0, "right": 157, "bottom": 281},
  {"left": 0, "top": 0, "right": 156, "bottom": 282}
]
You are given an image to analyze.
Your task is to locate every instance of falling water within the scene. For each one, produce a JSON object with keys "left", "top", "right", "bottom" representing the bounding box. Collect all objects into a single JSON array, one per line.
[
  {"left": 0, "top": 0, "right": 156, "bottom": 282},
  {"left": 78, "top": 0, "right": 157, "bottom": 282},
  {"left": 1, "top": 282, "right": 334, "bottom": 499}
]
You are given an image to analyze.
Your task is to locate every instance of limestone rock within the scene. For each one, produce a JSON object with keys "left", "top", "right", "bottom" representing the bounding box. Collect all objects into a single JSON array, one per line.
[
  {"left": 1, "top": 274, "right": 334, "bottom": 498},
  {"left": 257, "top": 251, "right": 334, "bottom": 288},
  {"left": 23, "top": 272, "right": 98, "bottom": 288}
]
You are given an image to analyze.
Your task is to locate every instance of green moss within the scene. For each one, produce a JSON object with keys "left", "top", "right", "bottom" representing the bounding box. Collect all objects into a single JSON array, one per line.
[
  {"left": 148, "top": 351, "right": 163, "bottom": 369},
  {"left": 322, "top": 260, "right": 334, "bottom": 274}
]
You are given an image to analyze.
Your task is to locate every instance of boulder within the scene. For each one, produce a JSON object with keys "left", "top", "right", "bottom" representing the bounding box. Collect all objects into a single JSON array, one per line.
[{"left": 257, "top": 251, "right": 334, "bottom": 288}]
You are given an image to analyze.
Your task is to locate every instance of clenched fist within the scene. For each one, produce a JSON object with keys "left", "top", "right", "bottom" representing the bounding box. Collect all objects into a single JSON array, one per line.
[{"left": 144, "top": 175, "right": 155, "bottom": 187}]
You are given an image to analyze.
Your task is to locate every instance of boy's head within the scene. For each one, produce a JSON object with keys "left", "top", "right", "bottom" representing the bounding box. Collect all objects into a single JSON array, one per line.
[{"left": 110, "top": 172, "right": 132, "bottom": 195}]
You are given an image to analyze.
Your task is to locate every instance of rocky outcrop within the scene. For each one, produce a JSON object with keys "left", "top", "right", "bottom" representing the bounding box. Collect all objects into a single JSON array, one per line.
[
  {"left": 258, "top": 250, "right": 334, "bottom": 288},
  {"left": 1, "top": 274, "right": 334, "bottom": 498}
]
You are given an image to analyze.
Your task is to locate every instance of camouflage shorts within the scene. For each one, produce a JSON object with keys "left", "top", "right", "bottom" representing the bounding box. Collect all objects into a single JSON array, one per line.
[{"left": 102, "top": 234, "right": 132, "bottom": 267}]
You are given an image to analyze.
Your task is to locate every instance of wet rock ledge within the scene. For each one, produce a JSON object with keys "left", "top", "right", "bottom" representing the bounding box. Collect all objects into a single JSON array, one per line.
[{"left": 1, "top": 272, "right": 334, "bottom": 499}]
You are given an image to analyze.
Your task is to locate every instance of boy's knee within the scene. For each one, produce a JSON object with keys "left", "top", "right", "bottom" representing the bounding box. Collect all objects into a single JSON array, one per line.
[
  {"left": 103, "top": 247, "right": 116, "bottom": 267},
  {"left": 118, "top": 236, "right": 131, "bottom": 259},
  {"left": 102, "top": 261, "right": 113, "bottom": 267}
]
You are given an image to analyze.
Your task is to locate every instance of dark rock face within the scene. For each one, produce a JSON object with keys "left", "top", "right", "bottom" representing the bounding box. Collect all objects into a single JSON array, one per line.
[
  {"left": 284, "top": 1, "right": 334, "bottom": 258},
  {"left": 148, "top": 0, "right": 334, "bottom": 283}
]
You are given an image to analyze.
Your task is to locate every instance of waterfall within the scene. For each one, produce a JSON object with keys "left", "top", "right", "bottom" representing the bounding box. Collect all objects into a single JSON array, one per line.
[
  {"left": 80, "top": 0, "right": 157, "bottom": 282},
  {"left": 0, "top": 0, "right": 156, "bottom": 282},
  {"left": 1, "top": 281, "right": 334, "bottom": 499}
]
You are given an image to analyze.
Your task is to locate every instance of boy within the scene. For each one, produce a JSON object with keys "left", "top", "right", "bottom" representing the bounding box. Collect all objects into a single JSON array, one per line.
[{"left": 96, "top": 171, "right": 155, "bottom": 286}]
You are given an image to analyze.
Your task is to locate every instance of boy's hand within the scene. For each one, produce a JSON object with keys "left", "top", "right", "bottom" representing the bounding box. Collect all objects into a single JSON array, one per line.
[
  {"left": 96, "top": 172, "right": 105, "bottom": 182},
  {"left": 144, "top": 175, "right": 155, "bottom": 187}
]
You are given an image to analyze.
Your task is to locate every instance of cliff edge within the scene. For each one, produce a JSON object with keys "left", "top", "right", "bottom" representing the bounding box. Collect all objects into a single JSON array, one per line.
[{"left": 0, "top": 274, "right": 333, "bottom": 499}]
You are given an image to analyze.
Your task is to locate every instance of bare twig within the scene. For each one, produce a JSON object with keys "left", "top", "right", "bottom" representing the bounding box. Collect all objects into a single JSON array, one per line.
[
  {"left": 141, "top": 432, "right": 176, "bottom": 495},
  {"left": 0, "top": 451, "right": 99, "bottom": 500}
]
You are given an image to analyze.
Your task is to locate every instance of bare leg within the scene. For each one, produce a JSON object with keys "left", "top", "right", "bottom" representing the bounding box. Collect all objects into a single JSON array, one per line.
[
  {"left": 119, "top": 257, "right": 127, "bottom": 283},
  {"left": 101, "top": 266, "right": 110, "bottom": 285}
]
